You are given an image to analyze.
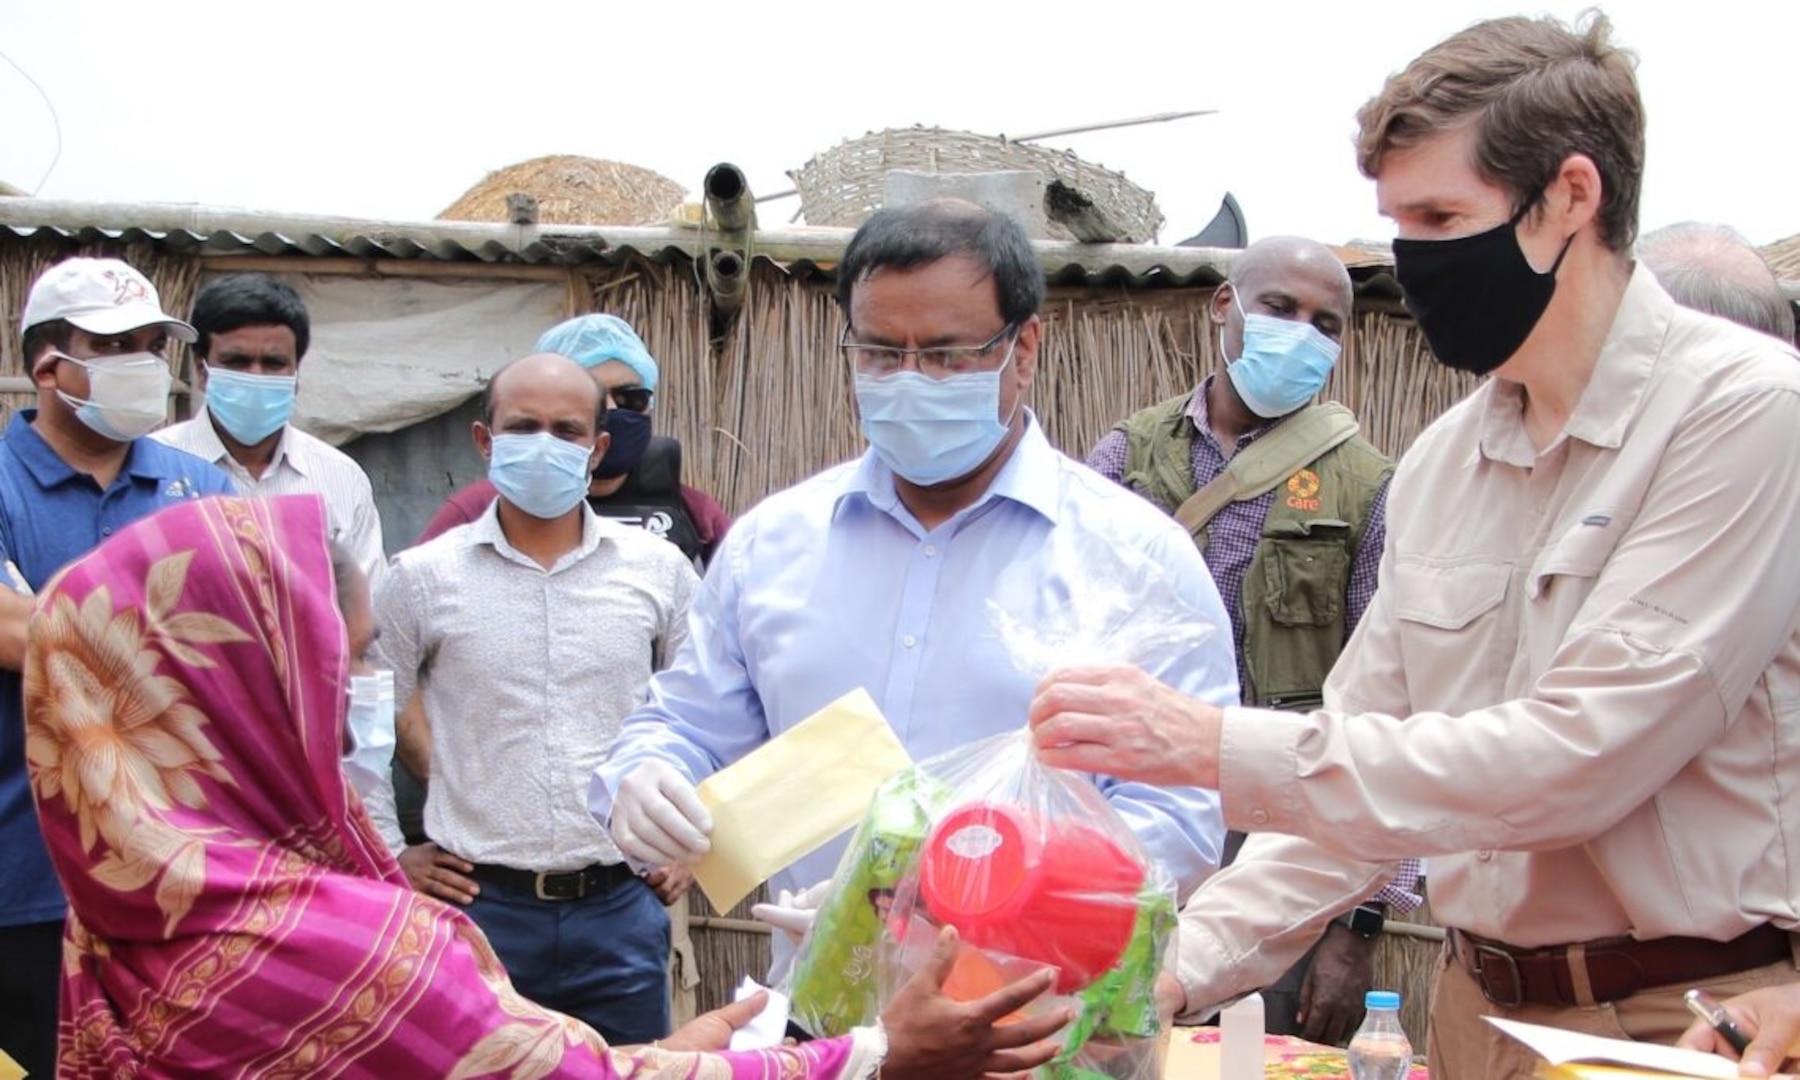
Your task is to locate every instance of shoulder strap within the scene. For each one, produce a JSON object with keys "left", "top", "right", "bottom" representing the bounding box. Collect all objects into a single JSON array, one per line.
[{"left": 1172, "top": 403, "right": 1361, "bottom": 536}]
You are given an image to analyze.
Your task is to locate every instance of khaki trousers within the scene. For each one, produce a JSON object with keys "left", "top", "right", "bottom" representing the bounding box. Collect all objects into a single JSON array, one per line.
[{"left": 1426, "top": 938, "right": 1798, "bottom": 1080}]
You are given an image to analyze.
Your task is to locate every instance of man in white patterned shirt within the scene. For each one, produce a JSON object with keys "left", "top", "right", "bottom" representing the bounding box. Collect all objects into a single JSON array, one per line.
[
  {"left": 154, "top": 274, "right": 386, "bottom": 582},
  {"left": 366, "top": 352, "right": 698, "bottom": 1043}
]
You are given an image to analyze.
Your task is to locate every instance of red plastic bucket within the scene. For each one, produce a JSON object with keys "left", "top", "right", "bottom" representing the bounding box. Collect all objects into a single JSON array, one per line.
[{"left": 918, "top": 802, "right": 1145, "bottom": 992}]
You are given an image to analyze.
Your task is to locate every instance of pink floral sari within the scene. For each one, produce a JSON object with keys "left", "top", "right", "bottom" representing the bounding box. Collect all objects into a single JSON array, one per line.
[{"left": 24, "top": 496, "right": 858, "bottom": 1079}]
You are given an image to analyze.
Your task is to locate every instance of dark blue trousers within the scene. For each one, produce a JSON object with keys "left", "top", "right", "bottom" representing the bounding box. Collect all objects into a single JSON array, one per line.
[{"left": 464, "top": 874, "right": 671, "bottom": 1043}]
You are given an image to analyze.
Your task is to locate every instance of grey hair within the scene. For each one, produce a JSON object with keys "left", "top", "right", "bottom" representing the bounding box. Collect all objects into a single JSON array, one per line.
[{"left": 1638, "top": 222, "right": 1796, "bottom": 343}]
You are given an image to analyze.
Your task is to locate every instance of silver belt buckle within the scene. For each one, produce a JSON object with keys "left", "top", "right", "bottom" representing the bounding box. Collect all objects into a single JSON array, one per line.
[{"left": 534, "top": 870, "right": 583, "bottom": 901}]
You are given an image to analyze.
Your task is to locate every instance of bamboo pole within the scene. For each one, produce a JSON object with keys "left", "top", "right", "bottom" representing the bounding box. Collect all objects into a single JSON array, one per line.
[
  {"left": 688, "top": 915, "right": 772, "bottom": 935},
  {"left": 195, "top": 255, "right": 576, "bottom": 283}
]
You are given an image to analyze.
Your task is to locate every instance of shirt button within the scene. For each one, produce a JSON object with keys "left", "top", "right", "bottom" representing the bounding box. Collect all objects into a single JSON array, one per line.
[
  {"left": 1250, "top": 808, "right": 1270, "bottom": 826},
  {"left": 1477, "top": 848, "right": 1493, "bottom": 861},
  {"left": 102, "top": 527, "right": 113, "bottom": 536},
  {"left": 922, "top": 544, "right": 937, "bottom": 557},
  {"left": 902, "top": 634, "right": 918, "bottom": 649}
]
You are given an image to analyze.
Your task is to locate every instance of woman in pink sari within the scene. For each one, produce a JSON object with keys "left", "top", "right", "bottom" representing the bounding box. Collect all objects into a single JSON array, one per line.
[{"left": 23, "top": 496, "right": 1062, "bottom": 1078}]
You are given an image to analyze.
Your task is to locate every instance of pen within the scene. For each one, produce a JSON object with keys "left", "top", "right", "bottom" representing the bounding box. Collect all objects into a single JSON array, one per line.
[{"left": 1685, "top": 988, "right": 1751, "bottom": 1054}]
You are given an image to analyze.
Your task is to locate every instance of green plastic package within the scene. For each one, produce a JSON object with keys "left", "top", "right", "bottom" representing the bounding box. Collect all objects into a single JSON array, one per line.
[
  {"left": 1043, "top": 883, "right": 1177, "bottom": 1080},
  {"left": 788, "top": 770, "right": 952, "bottom": 1036}
]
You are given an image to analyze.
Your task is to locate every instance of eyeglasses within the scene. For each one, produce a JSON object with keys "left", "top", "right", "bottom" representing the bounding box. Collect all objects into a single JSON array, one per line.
[
  {"left": 839, "top": 323, "right": 1018, "bottom": 379},
  {"left": 609, "top": 386, "right": 654, "bottom": 413}
]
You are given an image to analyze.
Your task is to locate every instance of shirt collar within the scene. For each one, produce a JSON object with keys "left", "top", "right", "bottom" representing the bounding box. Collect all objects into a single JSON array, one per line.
[
  {"left": 1185, "top": 374, "right": 1280, "bottom": 452},
  {"left": 467, "top": 497, "right": 608, "bottom": 570},
  {"left": 191, "top": 413, "right": 301, "bottom": 477},
  {"left": 836, "top": 410, "right": 1063, "bottom": 528},
  {"left": 1477, "top": 264, "right": 1669, "bottom": 466},
  {"left": 5, "top": 409, "right": 166, "bottom": 488},
  {"left": 1563, "top": 264, "right": 1666, "bottom": 449}
]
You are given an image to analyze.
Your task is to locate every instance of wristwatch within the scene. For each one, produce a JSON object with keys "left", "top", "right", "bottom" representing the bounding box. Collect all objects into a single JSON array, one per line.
[{"left": 1334, "top": 902, "right": 1387, "bottom": 939}]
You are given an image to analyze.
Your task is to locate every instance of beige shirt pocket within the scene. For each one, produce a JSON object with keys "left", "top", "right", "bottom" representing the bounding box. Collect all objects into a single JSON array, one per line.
[
  {"left": 1387, "top": 557, "right": 1513, "bottom": 710},
  {"left": 1522, "top": 513, "right": 1631, "bottom": 675}
]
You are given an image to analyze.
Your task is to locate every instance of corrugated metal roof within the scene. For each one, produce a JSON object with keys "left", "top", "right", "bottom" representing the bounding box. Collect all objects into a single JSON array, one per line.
[{"left": 0, "top": 197, "right": 1415, "bottom": 295}]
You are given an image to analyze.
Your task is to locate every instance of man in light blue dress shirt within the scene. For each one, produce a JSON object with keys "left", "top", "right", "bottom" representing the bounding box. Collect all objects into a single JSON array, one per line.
[{"left": 591, "top": 200, "right": 1238, "bottom": 912}]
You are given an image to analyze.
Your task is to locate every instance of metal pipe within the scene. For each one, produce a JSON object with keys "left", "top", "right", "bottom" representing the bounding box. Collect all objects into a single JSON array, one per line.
[
  {"left": 705, "top": 163, "right": 755, "bottom": 232},
  {"left": 704, "top": 247, "right": 747, "bottom": 315},
  {"left": 1010, "top": 108, "right": 1218, "bottom": 145}
]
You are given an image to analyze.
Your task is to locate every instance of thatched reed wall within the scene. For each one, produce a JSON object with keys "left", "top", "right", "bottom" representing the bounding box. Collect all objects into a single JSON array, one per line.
[
  {"left": 0, "top": 233, "right": 204, "bottom": 423},
  {"left": 581, "top": 257, "right": 1476, "bottom": 519},
  {"left": 687, "top": 886, "right": 773, "bottom": 1015}
]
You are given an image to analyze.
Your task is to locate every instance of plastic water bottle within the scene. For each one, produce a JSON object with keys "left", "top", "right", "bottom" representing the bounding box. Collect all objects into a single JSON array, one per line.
[
  {"left": 1347, "top": 990, "right": 1412, "bottom": 1080},
  {"left": 1220, "top": 991, "right": 1265, "bottom": 1080}
]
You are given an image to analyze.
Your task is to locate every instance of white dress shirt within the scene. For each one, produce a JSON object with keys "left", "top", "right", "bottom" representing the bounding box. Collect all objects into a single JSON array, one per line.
[
  {"left": 593, "top": 417, "right": 1240, "bottom": 900},
  {"left": 154, "top": 416, "right": 387, "bottom": 584},
  {"left": 369, "top": 501, "right": 699, "bottom": 870}
]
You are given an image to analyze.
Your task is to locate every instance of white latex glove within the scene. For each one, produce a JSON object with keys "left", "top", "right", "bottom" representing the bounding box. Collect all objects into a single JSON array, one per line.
[
  {"left": 610, "top": 760, "right": 714, "bottom": 867},
  {"left": 751, "top": 879, "right": 833, "bottom": 945},
  {"left": 753, "top": 879, "right": 832, "bottom": 986}
]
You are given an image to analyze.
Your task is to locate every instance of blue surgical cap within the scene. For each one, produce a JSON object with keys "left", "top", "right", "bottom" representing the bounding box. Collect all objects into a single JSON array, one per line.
[{"left": 534, "top": 313, "right": 658, "bottom": 391}]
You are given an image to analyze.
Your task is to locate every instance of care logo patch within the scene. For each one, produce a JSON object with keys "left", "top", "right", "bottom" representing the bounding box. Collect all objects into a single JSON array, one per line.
[{"left": 1285, "top": 468, "right": 1322, "bottom": 511}]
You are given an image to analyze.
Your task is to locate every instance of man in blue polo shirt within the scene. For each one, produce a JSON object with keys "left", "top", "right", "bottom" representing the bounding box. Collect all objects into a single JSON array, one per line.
[{"left": 0, "top": 257, "right": 232, "bottom": 1075}]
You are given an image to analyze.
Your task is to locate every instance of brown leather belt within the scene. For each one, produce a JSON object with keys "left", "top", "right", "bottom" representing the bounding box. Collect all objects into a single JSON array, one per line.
[
  {"left": 1448, "top": 923, "right": 1791, "bottom": 1008},
  {"left": 468, "top": 861, "right": 636, "bottom": 902}
]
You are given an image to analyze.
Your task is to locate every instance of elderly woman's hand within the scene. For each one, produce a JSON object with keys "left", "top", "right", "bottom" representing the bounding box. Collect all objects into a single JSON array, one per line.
[{"left": 656, "top": 991, "right": 771, "bottom": 1053}]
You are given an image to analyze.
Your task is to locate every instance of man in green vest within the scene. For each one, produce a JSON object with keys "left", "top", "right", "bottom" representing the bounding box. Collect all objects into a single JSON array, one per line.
[{"left": 1087, "top": 235, "right": 1419, "bottom": 1045}]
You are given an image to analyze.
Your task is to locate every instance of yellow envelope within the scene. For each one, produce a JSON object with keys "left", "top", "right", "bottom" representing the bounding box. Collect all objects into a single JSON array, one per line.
[
  {"left": 0, "top": 1046, "right": 23, "bottom": 1080},
  {"left": 694, "top": 688, "right": 912, "bottom": 911}
]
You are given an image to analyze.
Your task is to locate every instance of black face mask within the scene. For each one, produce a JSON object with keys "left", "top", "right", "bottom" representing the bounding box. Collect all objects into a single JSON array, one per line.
[
  {"left": 595, "top": 408, "right": 652, "bottom": 479},
  {"left": 1392, "top": 200, "right": 1576, "bottom": 375}
]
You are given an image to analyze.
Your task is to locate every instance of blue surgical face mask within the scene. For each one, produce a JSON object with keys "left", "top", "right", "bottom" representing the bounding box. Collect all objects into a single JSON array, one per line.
[
  {"left": 205, "top": 366, "right": 297, "bottom": 445},
  {"left": 342, "top": 671, "right": 395, "bottom": 798},
  {"left": 853, "top": 342, "right": 1019, "bottom": 487},
  {"left": 487, "top": 431, "right": 594, "bottom": 519},
  {"left": 1220, "top": 294, "right": 1341, "bottom": 419}
]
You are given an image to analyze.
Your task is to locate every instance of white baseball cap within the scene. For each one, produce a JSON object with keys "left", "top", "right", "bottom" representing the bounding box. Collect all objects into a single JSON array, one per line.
[{"left": 21, "top": 257, "right": 197, "bottom": 343}]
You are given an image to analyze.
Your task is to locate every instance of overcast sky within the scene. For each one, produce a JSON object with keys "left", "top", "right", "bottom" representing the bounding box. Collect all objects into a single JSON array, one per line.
[{"left": 3, "top": 1, "right": 1794, "bottom": 247}]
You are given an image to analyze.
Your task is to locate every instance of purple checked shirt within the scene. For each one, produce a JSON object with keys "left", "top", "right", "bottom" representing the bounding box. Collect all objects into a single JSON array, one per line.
[{"left": 1089, "top": 376, "right": 1421, "bottom": 912}]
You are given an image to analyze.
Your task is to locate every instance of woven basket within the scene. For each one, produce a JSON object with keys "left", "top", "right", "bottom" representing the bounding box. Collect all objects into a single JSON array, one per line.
[{"left": 790, "top": 127, "right": 1162, "bottom": 243}]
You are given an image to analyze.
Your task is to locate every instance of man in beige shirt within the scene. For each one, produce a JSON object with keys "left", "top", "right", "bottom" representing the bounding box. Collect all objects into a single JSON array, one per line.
[{"left": 1028, "top": 14, "right": 1800, "bottom": 1078}]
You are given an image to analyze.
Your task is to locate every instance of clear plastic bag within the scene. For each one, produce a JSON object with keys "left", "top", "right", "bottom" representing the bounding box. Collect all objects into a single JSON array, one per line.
[
  {"left": 878, "top": 730, "right": 1176, "bottom": 1080},
  {"left": 785, "top": 733, "right": 1180, "bottom": 1079},
  {"left": 785, "top": 540, "right": 1215, "bottom": 1077}
]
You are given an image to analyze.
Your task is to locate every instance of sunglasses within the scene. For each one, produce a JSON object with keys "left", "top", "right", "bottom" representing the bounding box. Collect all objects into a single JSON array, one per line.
[{"left": 610, "top": 386, "right": 654, "bottom": 413}]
